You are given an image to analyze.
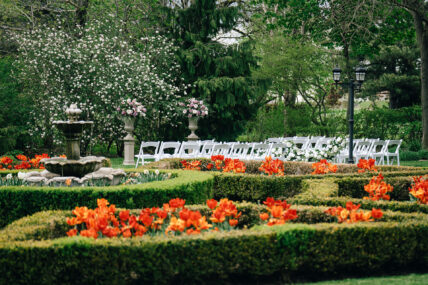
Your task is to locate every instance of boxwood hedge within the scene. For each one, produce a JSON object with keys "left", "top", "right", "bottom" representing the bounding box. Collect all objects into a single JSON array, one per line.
[
  {"left": 0, "top": 170, "right": 214, "bottom": 228},
  {"left": 337, "top": 176, "right": 414, "bottom": 201},
  {"left": 1, "top": 205, "right": 427, "bottom": 284}
]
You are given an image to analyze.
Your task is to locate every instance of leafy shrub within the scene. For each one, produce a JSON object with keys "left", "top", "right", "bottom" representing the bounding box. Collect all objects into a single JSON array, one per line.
[
  {"left": 0, "top": 170, "right": 214, "bottom": 228},
  {"left": 1, "top": 206, "right": 428, "bottom": 284}
]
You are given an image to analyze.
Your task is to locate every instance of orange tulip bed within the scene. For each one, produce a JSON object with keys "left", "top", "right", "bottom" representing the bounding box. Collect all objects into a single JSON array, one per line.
[
  {"left": 0, "top": 153, "right": 57, "bottom": 170},
  {"left": 1, "top": 158, "right": 428, "bottom": 283}
]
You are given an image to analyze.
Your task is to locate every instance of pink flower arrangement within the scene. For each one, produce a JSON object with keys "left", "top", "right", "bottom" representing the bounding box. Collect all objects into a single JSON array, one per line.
[
  {"left": 117, "top": 98, "right": 147, "bottom": 117},
  {"left": 179, "top": 98, "right": 208, "bottom": 118}
]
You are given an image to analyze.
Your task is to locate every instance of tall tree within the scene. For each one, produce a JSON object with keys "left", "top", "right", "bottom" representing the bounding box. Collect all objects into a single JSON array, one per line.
[
  {"left": 252, "top": 30, "right": 335, "bottom": 136},
  {"left": 362, "top": 43, "right": 420, "bottom": 108},
  {"left": 379, "top": 0, "right": 428, "bottom": 148},
  {"left": 169, "top": 0, "right": 269, "bottom": 140}
]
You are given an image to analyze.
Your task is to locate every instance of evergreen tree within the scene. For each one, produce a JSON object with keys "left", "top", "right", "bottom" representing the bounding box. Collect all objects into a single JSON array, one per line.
[
  {"left": 362, "top": 43, "right": 420, "bottom": 108},
  {"left": 171, "top": 0, "right": 269, "bottom": 141}
]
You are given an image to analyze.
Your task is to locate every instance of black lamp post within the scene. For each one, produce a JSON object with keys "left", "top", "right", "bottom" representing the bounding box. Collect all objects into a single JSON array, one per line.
[{"left": 332, "top": 65, "right": 366, "bottom": 164}]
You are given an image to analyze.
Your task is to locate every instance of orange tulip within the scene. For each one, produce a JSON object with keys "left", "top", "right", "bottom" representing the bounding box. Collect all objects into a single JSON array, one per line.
[
  {"left": 260, "top": 212, "right": 269, "bottom": 221},
  {"left": 206, "top": 199, "right": 218, "bottom": 210},
  {"left": 66, "top": 228, "right": 77, "bottom": 237}
]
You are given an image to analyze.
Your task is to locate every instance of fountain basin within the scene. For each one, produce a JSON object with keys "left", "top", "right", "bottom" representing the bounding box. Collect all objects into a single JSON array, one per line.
[{"left": 41, "top": 156, "right": 107, "bottom": 178}]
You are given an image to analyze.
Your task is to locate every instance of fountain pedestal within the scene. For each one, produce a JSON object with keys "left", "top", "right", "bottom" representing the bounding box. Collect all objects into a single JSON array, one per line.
[{"left": 122, "top": 117, "right": 136, "bottom": 165}]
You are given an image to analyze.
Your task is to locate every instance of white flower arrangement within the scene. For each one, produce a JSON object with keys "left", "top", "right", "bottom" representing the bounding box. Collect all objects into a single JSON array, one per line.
[
  {"left": 117, "top": 98, "right": 147, "bottom": 118},
  {"left": 179, "top": 98, "right": 208, "bottom": 118},
  {"left": 270, "top": 137, "right": 346, "bottom": 162}
]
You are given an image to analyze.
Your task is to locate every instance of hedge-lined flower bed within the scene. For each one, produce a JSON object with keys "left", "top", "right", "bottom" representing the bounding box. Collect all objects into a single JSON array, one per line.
[
  {"left": 336, "top": 176, "right": 413, "bottom": 201},
  {"left": 0, "top": 170, "right": 214, "bottom": 228},
  {"left": 146, "top": 158, "right": 426, "bottom": 175},
  {"left": 1, "top": 204, "right": 427, "bottom": 284}
]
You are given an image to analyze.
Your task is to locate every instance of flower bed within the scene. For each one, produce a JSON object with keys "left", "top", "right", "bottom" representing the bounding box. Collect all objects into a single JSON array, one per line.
[
  {"left": 0, "top": 170, "right": 214, "bottom": 228},
  {"left": 336, "top": 176, "right": 413, "bottom": 201},
  {"left": 1, "top": 204, "right": 427, "bottom": 284},
  {"left": 147, "top": 158, "right": 426, "bottom": 176}
]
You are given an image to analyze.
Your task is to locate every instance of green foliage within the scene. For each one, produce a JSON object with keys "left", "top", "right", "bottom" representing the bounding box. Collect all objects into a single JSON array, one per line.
[
  {"left": 240, "top": 103, "right": 422, "bottom": 150},
  {"left": 1, "top": 207, "right": 428, "bottom": 283},
  {"left": 0, "top": 170, "right": 214, "bottom": 228},
  {"left": 337, "top": 176, "right": 413, "bottom": 201},
  {"left": 213, "top": 173, "right": 304, "bottom": 202},
  {"left": 354, "top": 106, "right": 421, "bottom": 150},
  {"left": 0, "top": 57, "right": 31, "bottom": 154},
  {"left": 239, "top": 104, "right": 313, "bottom": 141},
  {"left": 170, "top": 0, "right": 269, "bottom": 140},
  {"left": 362, "top": 43, "right": 420, "bottom": 108}
]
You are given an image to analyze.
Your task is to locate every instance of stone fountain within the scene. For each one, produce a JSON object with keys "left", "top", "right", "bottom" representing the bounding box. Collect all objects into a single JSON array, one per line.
[{"left": 22, "top": 104, "right": 125, "bottom": 186}]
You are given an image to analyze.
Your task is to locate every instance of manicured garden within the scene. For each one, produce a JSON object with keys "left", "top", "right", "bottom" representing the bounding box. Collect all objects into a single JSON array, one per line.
[
  {"left": 1, "top": 157, "right": 428, "bottom": 283},
  {"left": 2, "top": 0, "right": 428, "bottom": 284}
]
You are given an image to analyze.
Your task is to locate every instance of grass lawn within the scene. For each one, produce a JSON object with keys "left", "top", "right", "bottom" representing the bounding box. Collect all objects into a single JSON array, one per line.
[
  {"left": 109, "top": 157, "right": 138, "bottom": 169},
  {"left": 304, "top": 273, "right": 428, "bottom": 285},
  {"left": 401, "top": 160, "right": 428, "bottom": 167}
]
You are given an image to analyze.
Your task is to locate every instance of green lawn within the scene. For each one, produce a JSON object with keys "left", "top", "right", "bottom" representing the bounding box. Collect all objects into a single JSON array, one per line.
[
  {"left": 304, "top": 273, "right": 428, "bottom": 285},
  {"left": 401, "top": 160, "right": 428, "bottom": 167},
  {"left": 109, "top": 157, "right": 138, "bottom": 169}
]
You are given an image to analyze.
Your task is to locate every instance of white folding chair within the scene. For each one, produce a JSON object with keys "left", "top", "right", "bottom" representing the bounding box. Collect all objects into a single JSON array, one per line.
[
  {"left": 335, "top": 138, "right": 361, "bottom": 163},
  {"left": 292, "top": 137, "right": 309, "bottom": 150},
  {"left": 249, "top": 143, "right": 272, "bottom": 160},
  {"left": 385, "top": 139, "right": 402, "bottom": 165},
  {"left": 354, "top": 141, "right": 372, "bottom": 162},
  {"left": 177, "top": 142, "right": 201, "bottom": 159},
  {"left": 157, "top": 141, "right": 181, "bottom": 160},
  {"left": 229, "top": 143, "right": 251, "bottom": 159},
  {"left": 200, "top": 142, "right": 215, "bottom": 158},
  {"left": 306, "top": 136, "right": 324, "bottom": 149},
  {"left": 314, "top": 137, "right": 332, "bottom": 150},
  {"left": 369, "top": 140, "right": 388, "bottom": 165},
  {"left": 270, "top": 142, "right": 291, "bottom": 160},
  {"left": 265, "top": 137, "right": 283, "bottom": 143},
  {"left": 211, "top": 143, "right": 232, "bottom": 156},
  {"left": 135, "top": 141, "right": 161, "bottom": 167}
]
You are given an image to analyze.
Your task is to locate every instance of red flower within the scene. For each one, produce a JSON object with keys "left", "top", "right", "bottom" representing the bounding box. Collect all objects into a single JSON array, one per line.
[
  {"left": 259, "top": 213, "right": 269, "bottom": 221},
  {"left": 66, "top": 228, "right": 77, "bottom": 237},
  {"left": 206, "top": 199, "right": 218, "bottom": 210},
  {"left": 169, "top": 198, "right": 186, "bottom": 209},
  {"left": 371, "top": 208, "right": 383, "bottom": 219},
  {"left": 119, "top": 210, "right": 130, "bottom": 221}
]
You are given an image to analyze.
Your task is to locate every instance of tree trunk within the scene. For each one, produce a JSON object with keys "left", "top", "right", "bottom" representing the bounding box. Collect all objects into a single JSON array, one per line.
[{"left": 412, "top": 11, "right": 428, "bottom": 149}]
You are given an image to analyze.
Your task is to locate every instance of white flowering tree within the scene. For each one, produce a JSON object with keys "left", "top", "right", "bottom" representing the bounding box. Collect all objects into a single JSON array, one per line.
[{"left": 12, "top": 16, "right": 184, "bottom": 153}]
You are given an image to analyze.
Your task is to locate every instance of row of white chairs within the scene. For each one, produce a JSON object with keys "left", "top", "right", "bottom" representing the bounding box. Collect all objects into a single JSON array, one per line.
[
  {"left": 135, "top": 138, "right": 402, "bottom": 167},
  {"left": 136, "top": 140, "right": 281, "bottom": 167},
  {"left": 335, "top": 139, "right": 402, "bottom": 166},
  {"left": 268, "top": 136, "right": 402, "bottom": 165}
]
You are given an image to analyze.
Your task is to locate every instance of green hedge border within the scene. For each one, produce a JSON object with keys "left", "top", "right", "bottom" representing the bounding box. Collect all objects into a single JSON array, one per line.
[
  {"left": 337, "top": 176, "right": 413, "bottom": 201},
  {"left": 1, "top": 206, "right": 428, "bottom": 284},
  {"left": 0, "top": 170, "right": 214, "bottom": 228},
  {"left": 213, "top": 173, "right": 305, "bottom": 201}
]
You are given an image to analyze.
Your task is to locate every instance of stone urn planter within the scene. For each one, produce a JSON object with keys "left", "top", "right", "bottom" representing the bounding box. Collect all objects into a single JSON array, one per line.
[
  {"left": 122, "top": 116, "right": 136, "bottom": 165},
  {"left": 187, "top": 116, "right": 199, "bottom": 141}
]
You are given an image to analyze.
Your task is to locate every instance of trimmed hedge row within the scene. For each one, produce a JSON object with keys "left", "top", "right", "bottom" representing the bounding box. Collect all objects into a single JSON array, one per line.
[
  {"left": 1, "top": 206, "right": 428, "bottom": 284},
  {"left": 290, "top": 195, "right": 428, "bottom": 214},
  {"left": 146, "top": 158, "right": 426, "bottom": 175},
  {"left": 212, "top": 173, "right": 305, "bottom": 202},
  {"left": 0, "top": 170, "right": 214, "bottom": 228},
  {"left": 337, "top": 176, "right": 414, "bottom": 201}
]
